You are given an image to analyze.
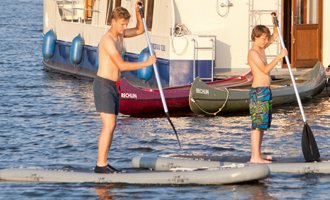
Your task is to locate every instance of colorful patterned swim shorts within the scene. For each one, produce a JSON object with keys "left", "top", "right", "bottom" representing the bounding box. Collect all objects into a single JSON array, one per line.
[{"left": 249, "top": 87, "right": 272, "bottom": 130}]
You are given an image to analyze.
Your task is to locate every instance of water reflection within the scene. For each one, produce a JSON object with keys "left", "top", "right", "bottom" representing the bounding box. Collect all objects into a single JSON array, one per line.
[
  {"left": 95, "top": 184, "right": 117, "bottom": 200},
  {"left": 92, "top": 181, "right": 275, "bottom": 200}
]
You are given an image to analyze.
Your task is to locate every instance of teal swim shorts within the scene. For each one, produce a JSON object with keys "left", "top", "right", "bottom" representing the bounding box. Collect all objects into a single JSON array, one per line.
[{"left": 249, "top": 87, "right": 272, "bottom": 130}]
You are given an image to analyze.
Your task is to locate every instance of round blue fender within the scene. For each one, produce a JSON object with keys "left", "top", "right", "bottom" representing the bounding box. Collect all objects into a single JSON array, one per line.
[
  {"left": 42, "top": 29, "right": 56, "bottom": 59},
  {"left": 137, "top": 47, "right": 153, "bottom": 80},
  {"left": 70, "top": 34, "right": 84, "bottom": 64}
]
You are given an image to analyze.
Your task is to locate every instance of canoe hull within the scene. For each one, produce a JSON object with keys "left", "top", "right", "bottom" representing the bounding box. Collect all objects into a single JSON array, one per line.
[
  {"left": 119, "top": 72, "right": 253, "bottom": 116},
  {"left": 189, "top": 62, "right": 327, "bottom": 115}
]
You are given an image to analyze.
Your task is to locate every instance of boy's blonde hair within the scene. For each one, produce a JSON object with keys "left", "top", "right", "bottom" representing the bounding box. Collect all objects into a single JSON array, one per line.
[{"left": 110, "top": 7, "right": 131, "bottom": 21}]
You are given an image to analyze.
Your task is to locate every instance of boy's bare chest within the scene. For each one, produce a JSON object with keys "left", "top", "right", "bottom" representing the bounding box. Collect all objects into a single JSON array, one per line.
[{"left": 256, "top": 50, "right": 267, "bottom": 64}]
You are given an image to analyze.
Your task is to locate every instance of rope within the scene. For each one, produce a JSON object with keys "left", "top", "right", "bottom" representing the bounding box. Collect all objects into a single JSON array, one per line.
[
  {"left": 190, "top": 87, "right": 230, "bottom": 116},
  {"left": 171, "top": 24, "right": 190, "bottom": 55},
  {"left": 174, "top": 24, "right": 191, "bottom": 37}
]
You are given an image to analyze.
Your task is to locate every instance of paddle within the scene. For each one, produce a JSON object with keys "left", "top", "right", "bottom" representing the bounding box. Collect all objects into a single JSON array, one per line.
[
  {"left": 272, "top": 13, "right": 320, "bottom": 162},
  {"left": 137, "top": 2, "right": 181, "bottom": 148}
]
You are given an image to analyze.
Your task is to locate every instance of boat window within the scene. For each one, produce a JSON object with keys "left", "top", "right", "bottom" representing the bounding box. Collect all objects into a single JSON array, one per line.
[
  {"left": 106, "top": 0, "right": 122, "bottom": 25},
  {"left": 85, "top": 0, "right": 96, "bottom": 20},
  {"left": 105, "top": 0, "right": 153, "bottom": 29},
  {"left": 106, "top": 0, "right": 113, "bottom": 25},
  {"left": 56, "top": 0, "right": 97, "bottom": 24},
  {"left": 141, "top": 0, "right": 154, "bottom": 30},
  {"left": 296, "top": 0, "right": 318, "bottom": 24}
]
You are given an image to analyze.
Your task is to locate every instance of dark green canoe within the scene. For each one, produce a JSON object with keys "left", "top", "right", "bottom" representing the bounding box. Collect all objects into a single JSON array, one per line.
[{"left": 189, "top": 62, "right": 326, "bottom": 115}]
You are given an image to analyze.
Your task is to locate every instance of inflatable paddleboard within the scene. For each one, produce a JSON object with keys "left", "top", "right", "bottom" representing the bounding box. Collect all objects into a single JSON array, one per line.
[
  {"left": 0, "top": 165, "right": 269, "bottom": 185},
  {"left": 132, "top": 155, "right": 330, "bottom": 174}
]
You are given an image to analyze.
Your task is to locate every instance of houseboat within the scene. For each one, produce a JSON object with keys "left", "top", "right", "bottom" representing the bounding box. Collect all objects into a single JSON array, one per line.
[{"left": 43, "top": 0, "right": 329, "bottom": 87}]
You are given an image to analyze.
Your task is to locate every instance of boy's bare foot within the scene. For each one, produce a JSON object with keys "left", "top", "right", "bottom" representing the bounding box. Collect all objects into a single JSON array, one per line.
[{"left": 250, "top": 157, "right": 272, "bottom": 164}]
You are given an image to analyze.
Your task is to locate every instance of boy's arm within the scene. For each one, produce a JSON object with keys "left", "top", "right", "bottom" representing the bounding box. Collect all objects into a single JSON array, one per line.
[
  {"left": 102, "top": 37, "right": 155, "bottom": 71},
  {"left": 265, "top": 16, "right": 279, "bottom": 48},
  {"left": 124, "top": 0, "right": 144, "bottom": 38}
]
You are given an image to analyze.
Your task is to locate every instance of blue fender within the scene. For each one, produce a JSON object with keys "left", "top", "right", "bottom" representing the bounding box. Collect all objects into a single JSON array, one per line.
[
  {"left": 70, "top": 34, "right": 84, "bottom": 64},
  {"left": 42, "top": 29, "right": 56, "bottom": 59},
  {"left": 137, "top": 47, "right": 154, "bottom": 80}
]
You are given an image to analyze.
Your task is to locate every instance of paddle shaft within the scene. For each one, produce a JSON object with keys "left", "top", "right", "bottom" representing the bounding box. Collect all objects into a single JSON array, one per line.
[
  {"left": 138, "top": 10, "right": 168, "bottom": 113},
  {"left": 138, "top": 4, "right": 181, "bottom": 148},
  {"left": 273, "top": 15, "right": 307, "bottom": 123}
]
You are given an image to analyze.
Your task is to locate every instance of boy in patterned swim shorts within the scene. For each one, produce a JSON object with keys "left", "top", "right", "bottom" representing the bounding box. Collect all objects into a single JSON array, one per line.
[{"left": 247, "top": 15, "right": 287, "bottom": 163}]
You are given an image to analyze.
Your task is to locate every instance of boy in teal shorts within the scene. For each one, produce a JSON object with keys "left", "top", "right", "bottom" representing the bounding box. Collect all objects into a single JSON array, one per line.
[{"left": 247, "top": 16, "right": 287, "bottom": 163}]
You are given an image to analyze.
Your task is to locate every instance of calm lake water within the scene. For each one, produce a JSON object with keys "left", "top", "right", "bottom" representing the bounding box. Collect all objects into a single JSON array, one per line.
[{"left": 1, "top": 0, "right": 330, "bottom": 199}]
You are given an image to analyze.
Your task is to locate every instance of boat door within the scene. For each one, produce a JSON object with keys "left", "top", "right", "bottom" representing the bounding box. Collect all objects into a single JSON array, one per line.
[{"left": 288, "top": 0, "right": 323, "bottom": 68}]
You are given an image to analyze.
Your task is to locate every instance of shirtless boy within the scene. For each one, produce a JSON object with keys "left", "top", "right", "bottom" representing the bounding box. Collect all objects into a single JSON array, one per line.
[
  {"left": 93, "top": 1, "right": 156, "bottom": 173},
  {"left": 247, "top": 18, "right": 288, "bottom": 163}
]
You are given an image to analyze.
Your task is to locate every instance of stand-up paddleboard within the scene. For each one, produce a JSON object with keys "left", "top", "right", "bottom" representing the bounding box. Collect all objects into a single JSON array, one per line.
[
  {"left": 0, "top": 165, "right": 269, "bottom": 185},
  {"left": 132, "top": 155, "right": 330, "bottom": 174}
]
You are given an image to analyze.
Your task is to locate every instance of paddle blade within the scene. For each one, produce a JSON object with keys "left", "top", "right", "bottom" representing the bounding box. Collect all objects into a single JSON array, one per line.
[
  {"left": 165, "top": 112, "right": 181, "bottom": 149},
  {"left": 301, "top": 123, "right": 320, "bottom": 162}
]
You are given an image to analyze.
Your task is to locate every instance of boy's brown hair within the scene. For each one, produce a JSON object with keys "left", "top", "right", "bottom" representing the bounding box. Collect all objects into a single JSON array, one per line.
[
  {"left": 110, "top": 7, "right": 131, "bottom": 21},
  {"left": 251, "top": 25, "right": 271, "bottom": 41}
]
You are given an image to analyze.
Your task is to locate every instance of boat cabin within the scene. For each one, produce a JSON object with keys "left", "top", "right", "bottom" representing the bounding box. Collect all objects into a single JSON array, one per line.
[{"left": 43, "top": 0, "right": 329, "bottom": 86}]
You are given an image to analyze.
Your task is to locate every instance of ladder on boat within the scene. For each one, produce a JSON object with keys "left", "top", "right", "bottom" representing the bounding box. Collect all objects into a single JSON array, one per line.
[
  {"left": 248, "top": 0, "right": 282, "bottom": 66},
  {"left": 192, "top": 35, "right": 216, "bottom": 82}
]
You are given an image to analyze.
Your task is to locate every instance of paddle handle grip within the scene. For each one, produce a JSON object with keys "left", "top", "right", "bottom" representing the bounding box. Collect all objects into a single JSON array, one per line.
[
  {"left": 138, "top": 2, "right": 144, "bottom": 17},
  {"left": 271, "top": 12, "right": 279, "bottom": 27}
]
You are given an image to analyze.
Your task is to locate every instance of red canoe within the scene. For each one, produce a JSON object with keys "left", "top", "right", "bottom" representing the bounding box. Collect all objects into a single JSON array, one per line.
[{"left": 117, "top": 72, "right": 253, "bottom": 116}]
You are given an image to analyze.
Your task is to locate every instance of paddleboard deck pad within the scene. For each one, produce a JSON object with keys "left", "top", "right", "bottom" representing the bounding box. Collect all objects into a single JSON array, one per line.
[
  {"left": 0, "top": 164, "right": 269, "bottom": 185},
  {"left": 132, "top": 155, "right": 330, "bottom": 174}
]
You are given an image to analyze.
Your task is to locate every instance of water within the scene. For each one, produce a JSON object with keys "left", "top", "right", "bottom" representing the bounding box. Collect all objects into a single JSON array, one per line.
[{"left": 0, "top": 0, "right": 330, "bottom": 199}]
